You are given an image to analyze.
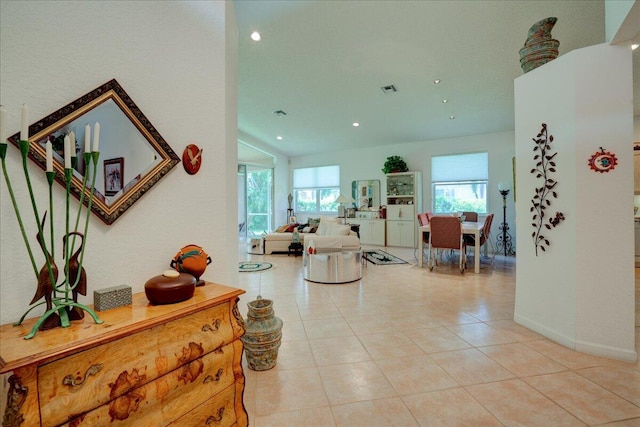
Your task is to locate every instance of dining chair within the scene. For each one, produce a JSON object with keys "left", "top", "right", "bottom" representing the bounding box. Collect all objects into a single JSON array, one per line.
[
  {"left": 427, "top": 216, "right": 466, "bottom": 274},
  {"left": 417, "top": 213, "right": 430, "bottom": 263},
  {"left": 464, "top": 213, "right": 495, "bottom": 265},
  {"left": 462, "top": 211, "right": 478, "bottom": 222}
]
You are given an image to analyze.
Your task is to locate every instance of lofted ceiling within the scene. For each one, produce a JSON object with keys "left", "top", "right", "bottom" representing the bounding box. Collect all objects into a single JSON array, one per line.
[{"left": 234, "top": 0, "right": 639, "bottom": 160}]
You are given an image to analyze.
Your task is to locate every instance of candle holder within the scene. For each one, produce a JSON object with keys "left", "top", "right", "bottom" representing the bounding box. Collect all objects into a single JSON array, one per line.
[
  {"left": 1, "top": 115, "right": 103, "bottom": 339},
  {"left": 495, "top": 184, "right": 515, "bottom": 257}
]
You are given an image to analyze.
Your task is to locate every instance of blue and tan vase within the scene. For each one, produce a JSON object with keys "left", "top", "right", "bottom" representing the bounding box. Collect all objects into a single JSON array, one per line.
[
  {"left": 519, "top": 17, "right": 560, "bottom": 73},
  {"left": 240, "top": 296, "right": 283, "bottom": 371}
]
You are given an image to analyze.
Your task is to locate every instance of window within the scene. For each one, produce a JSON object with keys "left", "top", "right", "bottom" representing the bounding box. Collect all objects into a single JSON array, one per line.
[
  {"left": 293, "top": 165, "right": 340, "bottom": 214},
  {"left": 432, "top": 153, "right": 488, "bottom": 213}
]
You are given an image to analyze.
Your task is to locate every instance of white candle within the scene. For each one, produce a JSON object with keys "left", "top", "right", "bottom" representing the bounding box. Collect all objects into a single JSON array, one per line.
[
  {"left": 64, "top": 135, "right": 71, "bottom": 169},
  {"left": 84, "top": 123, "right": 91, "bottom": 153},
  {"left": 0, "top": 105, "right": 6, "bottom": 144},
  {"left": 20, "top": 104, "right": 28, "bottom": 141},
  {"left": 93, "top": 122, "right": 100, "bottom": 152},
  {"left": 45, "top": 140, "right": 53, "bottom": 172},
  {"left": 69, "top": 131, "right": 77, "bottom": 157}
]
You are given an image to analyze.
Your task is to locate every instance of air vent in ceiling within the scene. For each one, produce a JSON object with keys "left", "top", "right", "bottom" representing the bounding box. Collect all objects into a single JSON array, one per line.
[
  {"left": 273, "top": 110, "right": 287, "bottom": 116},
  {"left": 381, "top": 84, "right": 397, "bottom": 94}
]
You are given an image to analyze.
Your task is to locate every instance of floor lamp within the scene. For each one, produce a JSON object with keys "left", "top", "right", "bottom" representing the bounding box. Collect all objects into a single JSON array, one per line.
[{"left": 496, "top": 182, "right": 515, "bottom": 256}]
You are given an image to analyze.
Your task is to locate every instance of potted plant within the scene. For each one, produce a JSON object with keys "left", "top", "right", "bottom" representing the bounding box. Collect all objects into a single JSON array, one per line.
[{"left": 382, "top": 155, "right": 408, "bottom": 174}]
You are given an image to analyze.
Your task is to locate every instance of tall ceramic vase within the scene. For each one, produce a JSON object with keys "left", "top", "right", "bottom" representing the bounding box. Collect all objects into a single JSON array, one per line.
[{"left": 240, "top": 296, "right": 283, "bottom": 371}]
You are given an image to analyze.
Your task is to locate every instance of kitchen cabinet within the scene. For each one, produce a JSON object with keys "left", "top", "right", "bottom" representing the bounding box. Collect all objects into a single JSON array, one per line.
[
  {"left": 348, "top": 218, "right": 386, "bottom": 246},
  {"left": 0, "top": 284, "right": 248, "bottom": 427}
]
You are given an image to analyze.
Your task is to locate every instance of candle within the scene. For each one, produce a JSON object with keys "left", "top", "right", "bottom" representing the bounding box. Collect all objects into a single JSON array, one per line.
[
  {"left": 20, "top": 104, "right": 28, "bottom": 141},
  {"left": 64, "top": 135, "right": 71, "bottom": 169},
  {"left": 0, "top": 105, "right": 6, "bottom": 144},
  {"left": 84, "top": 123, "right": 91, "bottom": 153},
  {"left": 93, "top": 122, "right": 100, "bottom": 152},
  {"left": 46, "top": 140, "right": 53, "bottom": 172},
  {"left": 69, "top": 131, "right": 77, "bottom": 157}
]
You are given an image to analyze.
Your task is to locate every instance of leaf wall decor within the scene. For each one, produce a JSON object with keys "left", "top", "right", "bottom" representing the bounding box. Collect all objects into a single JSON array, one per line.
[{"left": 529, "top": 123, "right": 565, "bottom": 256}]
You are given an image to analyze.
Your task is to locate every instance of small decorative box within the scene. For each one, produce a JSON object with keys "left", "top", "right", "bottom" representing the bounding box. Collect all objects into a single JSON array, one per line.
[{"left": 94, "top": 285, "right": 132, "bottom": 311}]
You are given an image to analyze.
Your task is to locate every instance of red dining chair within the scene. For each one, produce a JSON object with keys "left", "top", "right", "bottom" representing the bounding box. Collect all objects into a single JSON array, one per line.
[
  {"left": 427, "top": 216, "right": 466, "bottom": 274},
  {"left": 417, "top": 213, "right": 430, "bottom": 263},
  {"left": 465, "top": 213, "right": 495, "bottom": 265},
  {"left": 462, "top": 211, "right": 478, "bottom": 222}
]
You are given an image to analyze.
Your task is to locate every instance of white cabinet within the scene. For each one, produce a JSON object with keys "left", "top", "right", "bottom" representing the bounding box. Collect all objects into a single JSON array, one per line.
[
  {"left": 349, "top": 218, "right": 386, "bottom": 246},
  {"left": 386, "top": 220, "right": 415, "bottom": 247},
  {"left": 385, "top": 172, "right": 422, "bottom": 247}
]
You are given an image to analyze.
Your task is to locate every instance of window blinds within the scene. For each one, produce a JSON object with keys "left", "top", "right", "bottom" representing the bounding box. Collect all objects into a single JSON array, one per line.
[
  {"left": 293, "top": 165, "right": 339, "bottom": 188},
  {"left": 432, "top": 153, "right": 488, "bottom": 182}
]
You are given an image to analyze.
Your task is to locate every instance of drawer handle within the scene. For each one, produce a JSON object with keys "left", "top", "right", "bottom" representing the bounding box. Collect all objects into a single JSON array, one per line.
[
  {"left": 62, "top": 363, "right": 104, "bottom": 387},
  {"left": 206, "top": 407, "right": 224, "bottom": 424},
  {"left": 201, "top": 318, "right": 222, "bottom": 332},
  {"left": 203, "top": 368, "right": 224, "bottom": 384}
]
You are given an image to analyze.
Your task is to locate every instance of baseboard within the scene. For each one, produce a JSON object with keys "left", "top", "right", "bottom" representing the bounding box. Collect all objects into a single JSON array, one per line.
[{"left": 514, "top": 313, "right": 638, "bottom": 363}]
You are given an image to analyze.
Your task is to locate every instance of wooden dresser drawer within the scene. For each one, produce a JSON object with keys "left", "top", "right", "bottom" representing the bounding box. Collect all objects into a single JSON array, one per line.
[
  {"left": 169, "top": 383, "right": 239, "bottom": 427},
  {"left": 61, "top": 340, "right": 241, "bottom": 426},
  {"left": 39, "top": 302, "right": 236, "bottom": 427}
]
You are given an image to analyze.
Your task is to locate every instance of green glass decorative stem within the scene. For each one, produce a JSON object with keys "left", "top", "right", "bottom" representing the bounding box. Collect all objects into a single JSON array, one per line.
[
  {"left": 0, "top": 152, "right": 38, "bottom": 276},
  {"left": 19, "top": 140, "right": 55, "bottom": 286},
  {"left": 12, "top": 301, "right": 44, "bottom": 326},
  {"left": 23, "top": 299, "right": 103, "bottom": 340},
  {"left": 63, "top": 168, "right": 73, "bottom": 300},
  {"left": 47, "top": 171, "right": 55, "bottom": 263},
  {"left": 79, "top": 152, "right": 100, "bottom": 269},
  {"left": 70, "top": 152, "right": 92, "bottom": 256}
]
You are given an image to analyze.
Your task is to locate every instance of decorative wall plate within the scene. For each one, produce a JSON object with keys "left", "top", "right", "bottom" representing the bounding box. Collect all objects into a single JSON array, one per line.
[
  {"left": 588, "top": 148, "right": 617, "bottom": 173},
  {"left": 182, "top": 144, "right": 203, "bottom": 175}
]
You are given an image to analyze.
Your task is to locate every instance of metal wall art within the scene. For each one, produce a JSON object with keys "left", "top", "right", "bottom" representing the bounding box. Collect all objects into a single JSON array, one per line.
[
  {"left": 530, "top": 123, "right": 565, "bottom": 255},
  {"left": 588, "top": 147, "right": 618, "bottom": 173}
]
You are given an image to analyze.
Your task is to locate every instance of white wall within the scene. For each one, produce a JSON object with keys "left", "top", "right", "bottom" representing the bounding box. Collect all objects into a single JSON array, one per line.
[
  {"left": 514, "top": 43, "right": 636, "bottom": 361},
  {"left": 0, "top": 1, "right": 237, "bottom": 325},
  {"left": 291, "top": 131, "right": 516, "bottom": 247}
]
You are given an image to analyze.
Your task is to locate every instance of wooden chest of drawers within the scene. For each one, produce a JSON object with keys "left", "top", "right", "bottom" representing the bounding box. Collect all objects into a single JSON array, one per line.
[{"left": 0, "top": 283, "right": 248, "bottom": 427}]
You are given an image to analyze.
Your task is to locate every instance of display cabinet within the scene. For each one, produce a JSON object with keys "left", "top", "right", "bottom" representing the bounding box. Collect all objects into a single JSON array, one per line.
[{"left": 385, "top": 172, "right": 422, "bottom": 247}]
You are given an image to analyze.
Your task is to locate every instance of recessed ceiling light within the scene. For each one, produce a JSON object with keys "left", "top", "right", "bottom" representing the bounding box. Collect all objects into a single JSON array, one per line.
[
  {"left": 250, "top": 31, "right": 261, "bottom": 41},
  {"left": 276, "top": 136, "right": 283, "bottom": 140},
  {"left": 433, "top": 79, "right": 441, "bottom": 84},
  {"left": 352, "top": 122, "right": 360, "bottom": 127},
  {"left": 449, "top": 115, "right": 455, "bottom": 120},
  {"left": 442, "top": 99, "right": 448, "bottom": 103},
  {"left": 632, "top": 43, "right": 639, "bottom": 50}
]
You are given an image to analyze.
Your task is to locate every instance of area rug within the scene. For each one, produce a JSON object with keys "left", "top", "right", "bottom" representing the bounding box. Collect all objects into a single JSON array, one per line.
[
  {"left": 239, "top": 262, "right": 273, "bottom": 272},
  {"left": 362, "top": 250, "right": 407, "bottom": 265}
]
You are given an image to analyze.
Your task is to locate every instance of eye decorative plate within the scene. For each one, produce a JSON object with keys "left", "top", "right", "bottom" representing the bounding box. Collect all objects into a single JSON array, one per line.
[{"left": 588, "top": 148, "right": 617, "bottom": 173}]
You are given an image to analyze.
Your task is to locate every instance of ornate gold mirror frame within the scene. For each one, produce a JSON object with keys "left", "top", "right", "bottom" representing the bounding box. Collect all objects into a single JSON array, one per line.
[{"left": 7, "top": 79, "right": 179, "bottom": 225}]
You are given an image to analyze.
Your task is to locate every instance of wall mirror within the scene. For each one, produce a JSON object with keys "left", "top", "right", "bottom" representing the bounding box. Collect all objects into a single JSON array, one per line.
[
  {"left": 351, "top": 179, "right": 380, "bottom": 210},
  {"left": 8, "top": 79, "right": 179, "bottom": 225}
]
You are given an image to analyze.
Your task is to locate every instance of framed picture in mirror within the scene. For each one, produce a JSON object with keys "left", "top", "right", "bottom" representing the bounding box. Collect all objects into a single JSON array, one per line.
[{"left": 104, "top": 157, "right": 124, "bottom": 196}]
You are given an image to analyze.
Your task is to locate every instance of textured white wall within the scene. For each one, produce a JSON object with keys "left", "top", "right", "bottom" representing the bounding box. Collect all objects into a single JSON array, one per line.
[
  {"left": 514, "top": 43, "right": 636, "bottom": 361},
  {"left": 0, "top": 1, "right": 237, "bottom": 325}
]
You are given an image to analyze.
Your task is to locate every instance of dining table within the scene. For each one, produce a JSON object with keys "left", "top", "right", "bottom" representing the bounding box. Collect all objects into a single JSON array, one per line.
[{"left": 418, "top": 221, "right": 484, "bottom": 273}]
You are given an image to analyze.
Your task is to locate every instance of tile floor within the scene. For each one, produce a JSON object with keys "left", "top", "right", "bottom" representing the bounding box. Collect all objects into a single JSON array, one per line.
[{"left": 237, "top": 243, "right": 640, "bottom": 427}]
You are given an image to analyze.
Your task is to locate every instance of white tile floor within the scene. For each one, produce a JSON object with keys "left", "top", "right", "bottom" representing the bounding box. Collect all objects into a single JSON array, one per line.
[{"left": 237, "top": 242, "right": 640, "bottom": 427}]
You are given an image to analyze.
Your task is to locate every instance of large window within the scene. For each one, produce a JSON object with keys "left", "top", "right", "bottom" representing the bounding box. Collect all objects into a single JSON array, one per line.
[
  {"left": 293, "top": 165, "right": 340, "bottom": 214},
  {"left": 432, "top": 153, "right": 488, "bottom": 213}
]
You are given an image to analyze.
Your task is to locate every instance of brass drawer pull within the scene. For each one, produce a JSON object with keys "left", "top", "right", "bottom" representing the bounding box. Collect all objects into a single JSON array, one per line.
[
  {"left": 201, "top": 318, "right": 222, "bottom": 332},
  {"left": 62, "top": 363, "right": 104, "bottom": 387},
  {"left": 205, "top": 407, "right": 224, "bottom": 424},
  {"left": 203, "top": 368, "right": 224, "bottom": 384}
]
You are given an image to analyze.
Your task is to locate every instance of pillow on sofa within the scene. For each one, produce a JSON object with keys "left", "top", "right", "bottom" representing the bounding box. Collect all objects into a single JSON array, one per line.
[
  {"left": 276, "top": 224, "right": 289, "bottom": 233},
  {"left": 316, "top": 216, "right": 340, "bottom": 236},
  {"left": 326, "top": 224, "right": 351, "bottom": 236}
]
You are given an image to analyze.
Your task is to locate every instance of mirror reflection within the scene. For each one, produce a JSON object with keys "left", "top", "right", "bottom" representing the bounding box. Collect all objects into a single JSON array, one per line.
[
  {"left": 8, "top": 79, "right": 179, "bottom": 225},
  {"left": 351, "top": 179, "right": 380, "bottom": 210}
]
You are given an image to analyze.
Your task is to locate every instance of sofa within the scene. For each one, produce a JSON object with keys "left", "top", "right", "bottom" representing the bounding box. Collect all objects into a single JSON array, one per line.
[{"left": 263, "top": 217, "right": 360, "bottom": 254}]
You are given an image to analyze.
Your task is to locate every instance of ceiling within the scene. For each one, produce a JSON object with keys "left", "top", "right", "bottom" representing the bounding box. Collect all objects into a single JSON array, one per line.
[{"left": 234, "top": 0, "right": 639, "bottom": 160}]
